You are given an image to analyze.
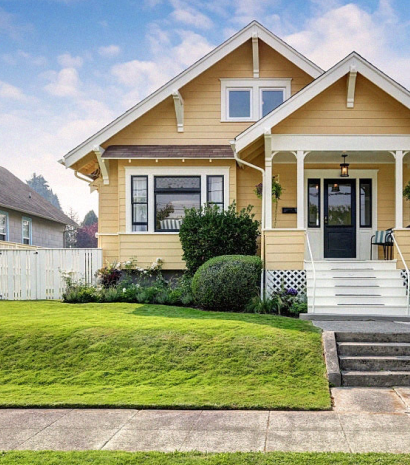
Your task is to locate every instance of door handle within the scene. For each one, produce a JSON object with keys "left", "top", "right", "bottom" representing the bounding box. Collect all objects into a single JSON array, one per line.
[{"left": 324, "top": 216, "right": 328, "bottom": 224}]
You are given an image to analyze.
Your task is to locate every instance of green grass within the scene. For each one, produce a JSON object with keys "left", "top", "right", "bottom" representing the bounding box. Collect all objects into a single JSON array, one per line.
[
  {"left": 0, "top": 452, "right": 410, "bottom": 465},
  {"left": 0, "top": 301, "right": 330, "bottom": 409}
]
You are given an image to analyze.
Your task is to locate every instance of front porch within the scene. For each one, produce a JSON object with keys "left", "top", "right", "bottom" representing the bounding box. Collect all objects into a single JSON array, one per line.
[{"left": 261, "top": 134, "right": 410, "bottom": 315}]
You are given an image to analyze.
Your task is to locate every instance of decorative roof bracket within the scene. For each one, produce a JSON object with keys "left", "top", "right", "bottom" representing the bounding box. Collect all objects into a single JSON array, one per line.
[
  {"left": 93, "top": 145, "right": 109, "bottom": 185},
  {"left": 172, "top": 90, "right": 184, "bottom": 133},
  {"left": 346, "top": 65, "right": 357, "bottom": 108},
  {"left": 252, "top": 32, "right": 259, "bottom": 78}
]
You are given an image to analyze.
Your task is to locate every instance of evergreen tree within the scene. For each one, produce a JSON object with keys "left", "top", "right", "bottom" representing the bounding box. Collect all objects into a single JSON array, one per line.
[
  {"left": 82, "top": 210, "right": 98, "bottom": 226},
  {"left": 27, "top": 173, "right": 62, "bottom": 210}
]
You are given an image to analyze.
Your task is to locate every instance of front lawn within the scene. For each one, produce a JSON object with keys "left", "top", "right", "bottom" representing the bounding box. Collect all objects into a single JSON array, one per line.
[
  {"left": 0, "top": 301, "right": 330, "bottom": 409},
  {"left": 1, "top": 452, "right": 410, "bottom": 465}
]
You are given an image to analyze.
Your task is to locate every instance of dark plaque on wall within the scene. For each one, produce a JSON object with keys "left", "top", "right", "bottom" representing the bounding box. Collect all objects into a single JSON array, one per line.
[{"left": 282, "top": 207, "right": 297, "bottom": 214}]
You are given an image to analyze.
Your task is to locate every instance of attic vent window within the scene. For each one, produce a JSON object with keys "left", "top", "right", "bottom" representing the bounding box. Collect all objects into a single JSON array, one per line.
[{"left": 221, "top": 78, "right": 291, "bottom": 122}]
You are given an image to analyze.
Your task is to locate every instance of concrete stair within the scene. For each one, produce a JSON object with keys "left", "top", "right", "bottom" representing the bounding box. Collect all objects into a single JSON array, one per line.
[
  {"left": 336, "top": 332, "right": 410, "bottom": 386},
  {"left": 305, "top": 260, "right": 408, "bottom": 316}
]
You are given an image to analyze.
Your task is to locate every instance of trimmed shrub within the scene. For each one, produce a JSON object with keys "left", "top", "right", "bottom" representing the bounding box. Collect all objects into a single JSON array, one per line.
[
  {"left": 192, "top": 255, "right": 262, "bottom": 312},
  {"left": 179, "top": 202, "right": 260, "bottom": 274}
]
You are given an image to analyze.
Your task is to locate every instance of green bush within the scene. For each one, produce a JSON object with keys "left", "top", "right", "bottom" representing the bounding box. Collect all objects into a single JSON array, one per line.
[
  {"left": 179, "top": 202, "right": 260, "bottom": 274},
  {"left": 192, "top": 255, "right": 262, "bottom": 312},
  {"left": 62, "top": 284, "right": 98, "bottom": 303}
]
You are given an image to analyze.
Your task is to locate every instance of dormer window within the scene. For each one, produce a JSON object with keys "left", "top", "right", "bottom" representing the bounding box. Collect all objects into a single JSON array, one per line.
[{"left": 221, "top": 78, "right": 291, "bottom": 122}]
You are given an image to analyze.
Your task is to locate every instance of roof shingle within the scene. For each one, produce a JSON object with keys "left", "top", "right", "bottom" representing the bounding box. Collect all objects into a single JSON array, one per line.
[{"left": 101, "top": 145, "right": 234, "bottom": 159}]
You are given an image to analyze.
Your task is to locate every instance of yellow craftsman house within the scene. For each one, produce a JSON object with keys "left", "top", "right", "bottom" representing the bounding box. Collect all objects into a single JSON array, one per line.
[{"left": 61, "top": 21, "right": 410, "bottom": 317}]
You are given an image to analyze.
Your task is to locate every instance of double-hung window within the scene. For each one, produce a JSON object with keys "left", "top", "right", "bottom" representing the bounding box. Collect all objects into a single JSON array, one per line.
[
  {"left": 22, "top": 217, "right": 32, "bottom": 245},
  {"left": 221, "top": 79, "right": 291, "bottom": 121},
  {"left": 131, "top": 176, "right": 148, "bottom": 231},
  {"left": 154, "top": 176, "right": 201, "bottom": 231},
  {"left": 207, "top": 175, "right": 224, "bottom": 210},
  {"left": 0, "top": 211, "right": 8, "bottom": 241}
]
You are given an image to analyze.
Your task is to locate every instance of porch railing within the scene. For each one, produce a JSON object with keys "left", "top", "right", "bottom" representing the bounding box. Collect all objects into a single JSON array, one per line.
[
  {"left": 305, "top": 231, "right": 316, "bottom": 313},
  {"left": 391, "top": 232, "right": 410, "bottom": 314}
]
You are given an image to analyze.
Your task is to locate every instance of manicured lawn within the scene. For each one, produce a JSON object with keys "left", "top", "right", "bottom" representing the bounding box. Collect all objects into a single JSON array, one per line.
[
  {"left": 0, "top": 301, "right": 330, "bottom": 409},
  {"left": 1, "top": 452, "right": 410, "bottom": 464}
]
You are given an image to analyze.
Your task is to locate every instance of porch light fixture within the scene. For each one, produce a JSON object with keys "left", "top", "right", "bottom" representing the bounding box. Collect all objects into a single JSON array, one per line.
[
  {"left": 331, "top": 183, "right": 340, "bottom": 193},
  {"left": 340, "top": 153, "right": 349, "bottom": 177}
]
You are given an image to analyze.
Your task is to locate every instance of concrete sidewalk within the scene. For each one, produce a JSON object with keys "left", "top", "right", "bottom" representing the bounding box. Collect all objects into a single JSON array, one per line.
[{"left": 0, "top": 388, "right": 409, "bottom": 453}]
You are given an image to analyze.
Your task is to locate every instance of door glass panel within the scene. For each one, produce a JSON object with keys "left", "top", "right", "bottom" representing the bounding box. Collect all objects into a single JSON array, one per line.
[
  {"left": 327, "top": 182, "right": 352, "bottom": 226},
  {"left": 360, "top": 179, "right": 372, "bottom": 227}
]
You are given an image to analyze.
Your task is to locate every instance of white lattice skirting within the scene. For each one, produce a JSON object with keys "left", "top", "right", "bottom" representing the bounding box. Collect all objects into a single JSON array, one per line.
[{"left": 266, "top": 270, "right": 306, "bottom": 297}]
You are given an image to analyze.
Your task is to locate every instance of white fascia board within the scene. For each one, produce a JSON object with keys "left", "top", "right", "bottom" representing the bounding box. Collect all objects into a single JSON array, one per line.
[
  {"left": 235, "top": 53, "right": 410, "bottom": 153},
  {"left": 62, "top": 21, "right": 323, "bottom": 169},
  {"left": 267, "top": 134, "right": 410, "bottom": 152}
]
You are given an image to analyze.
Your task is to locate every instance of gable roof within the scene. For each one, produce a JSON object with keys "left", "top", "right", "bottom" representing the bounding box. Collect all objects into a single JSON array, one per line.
[
  {"left": 0, "top": 167, "right": 77, "bottom": 227},
  {"left": 234, "top": 52, "right": 410, "bottom": 152},
  {"left": 61, "top": 21, "right": 323, "bottom": 169}
]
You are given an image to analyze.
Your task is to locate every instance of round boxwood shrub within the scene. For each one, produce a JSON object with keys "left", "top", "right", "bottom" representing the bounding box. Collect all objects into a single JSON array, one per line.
[{"left": 192, "top": 255, "right": 262, "bottom": 312}]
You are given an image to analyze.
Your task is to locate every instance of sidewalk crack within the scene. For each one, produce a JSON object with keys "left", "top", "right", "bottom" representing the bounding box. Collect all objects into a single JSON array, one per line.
[
  {"left": 337, "top": 413, "right": 352, "bottom": 453},
  {"left": 100, "top": 409, "right": 141, "bottom": 450},
  {"left": 263, "top": 411, "right": 270, "bottom": 452},
  {"left": 178, "top": 410, "right": 203, "bottom": 451}
]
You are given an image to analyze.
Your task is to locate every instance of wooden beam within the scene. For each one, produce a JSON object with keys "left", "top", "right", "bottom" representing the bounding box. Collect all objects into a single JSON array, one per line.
[
  {"left": 252, "top": 33, "right": 259, "bottom": 78},
  {"left": 93, "top": 145, "right": 109, "bottom": 185},
  {"left": 346, "top": 65, "right": 357, "bottom": 108},
  {"left": 172, "top": 90, "right": 184, "bottom": 133}
]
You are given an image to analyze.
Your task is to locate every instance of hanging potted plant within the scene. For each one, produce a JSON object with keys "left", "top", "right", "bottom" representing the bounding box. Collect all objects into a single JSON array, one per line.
[{"left": 254, "top": 175, "right": 283, "bottom": 228}]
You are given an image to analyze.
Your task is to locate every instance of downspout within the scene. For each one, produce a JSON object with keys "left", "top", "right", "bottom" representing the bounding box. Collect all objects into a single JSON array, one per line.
[{"left": 230, "top": 141, "right": 266, "bottom": 299}]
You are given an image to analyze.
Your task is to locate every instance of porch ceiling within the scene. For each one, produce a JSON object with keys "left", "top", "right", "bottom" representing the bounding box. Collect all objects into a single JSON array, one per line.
[{"left": 271, "top": 150, "right": 395, "bottom": 164}]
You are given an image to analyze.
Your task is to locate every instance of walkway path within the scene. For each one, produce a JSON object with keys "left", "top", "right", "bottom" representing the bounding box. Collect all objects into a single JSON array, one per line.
[{"left": 1, "top": 388, "right": 410, "bottom": 453}]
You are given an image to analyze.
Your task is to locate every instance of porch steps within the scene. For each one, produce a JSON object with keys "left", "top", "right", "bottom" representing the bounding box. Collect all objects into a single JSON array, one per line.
[
  {"left": 305, "top": 260, "right": 408, "bottom": 316},
  {"left": 335, "top": 332, "right": 410, "bottom": 386}
]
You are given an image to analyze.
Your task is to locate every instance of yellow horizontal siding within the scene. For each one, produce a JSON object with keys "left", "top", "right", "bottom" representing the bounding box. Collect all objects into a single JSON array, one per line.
[
  {"left": 394, "top": 230, "right": 410, "bottom": 269},
  {"left": 264, "top": 230, "right": 305, "bottom": 270},
  {"left": 272, "top": 75, "right": 410, "bottom": 135}
]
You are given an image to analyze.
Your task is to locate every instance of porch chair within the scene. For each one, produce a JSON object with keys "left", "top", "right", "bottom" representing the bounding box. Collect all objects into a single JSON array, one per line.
[{"left": 370, "top": 229, "right": 393, "bottom": 260}]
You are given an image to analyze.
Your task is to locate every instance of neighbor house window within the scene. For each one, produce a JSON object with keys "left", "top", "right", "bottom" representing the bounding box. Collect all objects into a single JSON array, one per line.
[
  {"left": 22, "top": 217, "right": 32, "bottom": 245},
  {"left": 0, "top": 211, "right": 8, "bottom": 241},
  {"left": 227, "top": 89, "right": 252, "bottom": 120},
  {"left": 260, "top": 89, "right": 284, "bottom": 117},
  {"left": 308, "top": 179, "right": 320, "bottom": 228},
  {"left": 360, "top": 179, "right": 372, "bottom": 228},
  {"left": 207, "top": 175, "right": 224, "bottom": 210},
  {"left": 221, "top": 79, "right": 291, "bottom": 122},
  {"left": 131, "top": 176, "right": 148, "bottom": 232},
  {"left": 154, "top": 176, "right": 201, "bottom": 231}
]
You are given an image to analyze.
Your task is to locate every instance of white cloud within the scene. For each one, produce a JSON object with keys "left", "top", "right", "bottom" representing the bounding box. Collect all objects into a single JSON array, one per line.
[
  {"left": 44, "top": 67, "right": 82, "bottom": 97},
  {"left": 0, "top": 81, "right": 27, "bottom": 101},
  {"left": 98, "top": 45, "right": 121, "bottom": 58},
  {"left": 57, "top": 53, "right": 83, "bottom": 68},
  {"left": 170, "top": 0, "right": 213, "bottom": 30},
  {"left": 0, "top": 7, "right": 32, "bottom": 40}
]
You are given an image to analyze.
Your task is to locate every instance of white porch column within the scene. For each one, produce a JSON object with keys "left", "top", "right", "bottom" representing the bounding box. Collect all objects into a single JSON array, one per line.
[
  {"left": 264, "top": 134, "right": 273, "bottom": 229},
  {"left": 296, "top": 150, "right": 306, "bottom": 229},
  {"left": 395, "top": 150, "right": 404, "bottom": 229}
]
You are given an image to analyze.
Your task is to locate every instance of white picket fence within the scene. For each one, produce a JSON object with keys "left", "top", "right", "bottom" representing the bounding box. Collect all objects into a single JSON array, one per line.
[{"left": 0, "top": 248, "right": 103, "bottom": 300}]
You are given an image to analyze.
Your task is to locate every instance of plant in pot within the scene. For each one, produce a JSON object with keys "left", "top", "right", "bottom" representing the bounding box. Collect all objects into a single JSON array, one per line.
[{"left": 254, "top": 176, "right": 283, "bottom": 227}]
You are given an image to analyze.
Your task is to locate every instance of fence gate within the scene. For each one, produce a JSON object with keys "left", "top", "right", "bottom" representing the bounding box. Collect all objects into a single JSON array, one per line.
[{"left": 0, "top": 248, "right": 103, "bottom": 300}]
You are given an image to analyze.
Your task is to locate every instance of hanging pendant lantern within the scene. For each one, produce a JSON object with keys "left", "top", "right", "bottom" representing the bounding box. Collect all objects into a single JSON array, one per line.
[
  {"left": 340, "top": 153, "right": 349, "bottom": 177},
  {"left": 331, "top": 182, "right": 340, "bottom": 193}
]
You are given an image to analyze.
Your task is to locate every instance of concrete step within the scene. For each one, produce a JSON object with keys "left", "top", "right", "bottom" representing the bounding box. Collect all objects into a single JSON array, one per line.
[
  {"left": 308, "top": 305, "right": 409, "bottom": 315},
  {"left": 307, "top": 287, "right": 407, "bottom": 297},
  {"left": 307, "top": 278, "right": 405, "bottom": 288},
  {"left": 336, "top": 332, "right": 410, "bottom": 343},
  {"left": 311, "top": 296, "right": 408, "bottom": 306},
  {"left": 342, "top": 370, "right": 410, "bottom": 387},
  {"left": 338, "top": 341, "right": 410, "bottom": 356},
  {"left": 305, "top": 260, "right": 398, "bottom": 271},
  {"left": 308, "top": 269, "right": 403, "bottom": 279},
  {"left": 339, "top": 355, "right": 410, "bottom": 371}
]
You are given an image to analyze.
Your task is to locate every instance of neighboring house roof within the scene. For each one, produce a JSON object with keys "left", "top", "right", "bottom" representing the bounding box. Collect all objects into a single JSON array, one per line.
[
  {"left": 0, "top": 167, "right": 77, "bottom": 227},
  {"left": 62, "top": 21, "right": 323, "bottom": 169},
  {"left": 234, "top": 52, "right": 410, "bottom": 152},
  {"left": 102, "top": 145, "right": 234, "bottom": 159}
]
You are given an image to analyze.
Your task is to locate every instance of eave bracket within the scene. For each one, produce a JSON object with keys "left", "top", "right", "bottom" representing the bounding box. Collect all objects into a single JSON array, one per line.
[
  {"left": 252, "top": 32, "right": 259, "bottom": 78},
  {"left": 172, "top": 90, "right": 184, "bottom": 133},
  {"left": 93, "top": 145, "right": 109, "bottom": 185},
  {"left": 346, "top": 65, "right": 357, "bottom": 108}
]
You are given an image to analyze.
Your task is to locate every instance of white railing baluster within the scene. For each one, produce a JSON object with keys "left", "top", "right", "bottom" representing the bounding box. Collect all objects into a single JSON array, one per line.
[
  {"left": 305, "top": 232, "right": 316, "bottom": 313},
  {"left": 391, "top": 233, "right": 410, "bottom": 314}
]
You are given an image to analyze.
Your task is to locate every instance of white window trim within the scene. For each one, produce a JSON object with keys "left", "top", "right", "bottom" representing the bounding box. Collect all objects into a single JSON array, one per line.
[
  {"left": 220, "top": 78, "right": 291, "bottom": 122},
  {"left": 125, "top": 166, "right": 230, "bottom": 233},
  {"left": 22, "top": 216, "right": 32, "bottom": 245},
  {"left": 0, "top": 210, "right": 9, "bottom": 241},
  {"left": 225, "top": 87, "right": 253, "bottom": 122}
]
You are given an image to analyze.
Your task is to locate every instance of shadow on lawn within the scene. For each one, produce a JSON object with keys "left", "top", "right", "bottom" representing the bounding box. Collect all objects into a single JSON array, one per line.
[{"left": 130, "top": 304, "right": 318, "bottom": 334}]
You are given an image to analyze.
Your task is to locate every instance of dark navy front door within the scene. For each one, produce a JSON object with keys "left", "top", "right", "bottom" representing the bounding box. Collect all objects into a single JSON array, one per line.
[{"left": 324, "top": 179, "right": 356, "bottom": 258}]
